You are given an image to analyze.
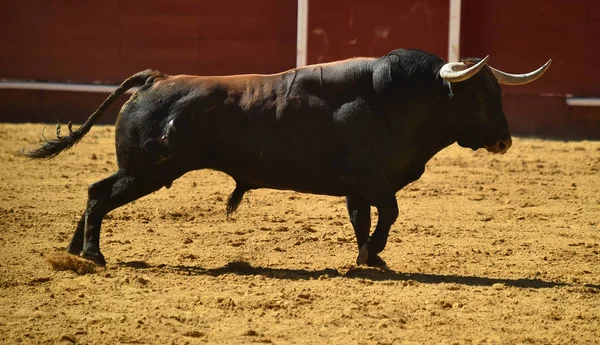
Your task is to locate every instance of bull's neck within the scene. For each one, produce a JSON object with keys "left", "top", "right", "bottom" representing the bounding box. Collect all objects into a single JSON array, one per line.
[{"left": 383, "top": 97, "right": 456, "bottom": 187}]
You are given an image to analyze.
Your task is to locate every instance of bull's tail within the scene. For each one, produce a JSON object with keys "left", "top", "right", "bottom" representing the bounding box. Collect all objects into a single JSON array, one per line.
[
  {"left": 226, "top": 184, "right": 249, "bottom": 217},
  {"left": 26, "top": 69, "right": 164, "bottom": 159}
]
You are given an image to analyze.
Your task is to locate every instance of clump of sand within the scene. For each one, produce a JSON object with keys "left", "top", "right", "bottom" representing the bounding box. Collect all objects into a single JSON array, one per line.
[{"left": 45, "top": 252, "right": 99, "bottom": 275}]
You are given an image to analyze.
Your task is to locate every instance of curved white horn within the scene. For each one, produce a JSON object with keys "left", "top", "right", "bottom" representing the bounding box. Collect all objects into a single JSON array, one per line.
[
  {"left": 489, "top": 59, "right": 552, "bottom": 86},
  {"left": 439, "top": 55, "right": 490, "bottom": 83}
]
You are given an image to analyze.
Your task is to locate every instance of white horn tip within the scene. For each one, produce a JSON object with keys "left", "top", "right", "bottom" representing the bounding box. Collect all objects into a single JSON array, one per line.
[{"left": 537, "top": 59, "right": 553, "bottom": 74}]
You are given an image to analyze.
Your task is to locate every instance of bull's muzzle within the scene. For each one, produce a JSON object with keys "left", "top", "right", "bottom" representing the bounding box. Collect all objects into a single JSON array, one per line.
[{"left": 484, "top": 138, "right": 512, "bottom": 154}]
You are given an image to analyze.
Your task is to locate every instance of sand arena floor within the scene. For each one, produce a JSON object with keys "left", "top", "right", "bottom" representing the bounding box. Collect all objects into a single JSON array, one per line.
[{"left": 0, "top": 123, "right": 598, "bottom": 344}]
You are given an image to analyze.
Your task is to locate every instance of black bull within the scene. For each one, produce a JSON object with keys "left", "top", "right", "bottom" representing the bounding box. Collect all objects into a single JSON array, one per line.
[{"left": 27, "top": 49, "right": 551, "bottom": 267}]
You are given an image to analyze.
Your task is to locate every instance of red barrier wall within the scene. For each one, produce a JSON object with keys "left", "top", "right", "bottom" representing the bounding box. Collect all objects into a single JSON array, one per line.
[
  {"left": 0, "top": 0, "right": 297, "bottom": 123},
  {"left": 307, "top": 0, "right": 449, "bottom": 63},
  {"left": 461, "top": 0, "right": 600, "bottom": 138}
]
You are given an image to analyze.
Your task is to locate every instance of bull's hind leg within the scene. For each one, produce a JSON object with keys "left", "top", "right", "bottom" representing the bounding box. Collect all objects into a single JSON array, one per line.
[
  {"left": 66, "top": 216, "right": 86, "bottom": 255},
  {"left": 70, "top": 169, "right": 177, "bottom": 266}
]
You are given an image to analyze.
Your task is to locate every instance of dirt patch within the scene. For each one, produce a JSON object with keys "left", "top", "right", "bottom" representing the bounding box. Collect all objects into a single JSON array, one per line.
[
  {"left": 46, "top": 252, "right": 99, "bottom": 275},
  {"left": 0, "top": 123, "right": 599, "bottom": 344}
]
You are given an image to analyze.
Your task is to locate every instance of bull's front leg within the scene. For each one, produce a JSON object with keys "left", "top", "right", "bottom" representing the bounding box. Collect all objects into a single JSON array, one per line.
[
  {"left": 346, "top": 195, "right": 398, "bottom": 268},
  {"left": 346, "top": 196, "right": 371, "bottom": 260},
  {"left": 342, "top": 148, "right": 398, "bottom": 267},
  {"left": 357, "top": 196, "right": 398, "bottom": 268}
]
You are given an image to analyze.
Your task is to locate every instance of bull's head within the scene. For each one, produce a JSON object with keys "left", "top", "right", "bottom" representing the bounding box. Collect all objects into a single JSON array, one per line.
[{"left": 439, "top": 56, "right": 551, "bottom": 154}]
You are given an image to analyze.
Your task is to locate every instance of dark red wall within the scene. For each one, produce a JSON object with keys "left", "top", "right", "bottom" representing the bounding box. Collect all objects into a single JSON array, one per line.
[
  {"left": 307, "top": 0, "right": 449, "bottom": 64},
  {"left": 0, "top": 0, "right": 297, "bottom": 123},
  {"left": 0, "top": 0, "right": 296, "bottom": 82},
  {"left": 461, "top": 0, "right": 600, "bottom": 138}
]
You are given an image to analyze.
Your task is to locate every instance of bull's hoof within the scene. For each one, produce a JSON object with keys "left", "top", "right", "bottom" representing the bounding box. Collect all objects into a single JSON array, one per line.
[
  {"left": 80, "top": 251, "right": 106, "bottom": 267},
  {"left": 366, "top": 254, "right": 388, "bottom": 269},
  {"left": 79, "top": 244, "right": 106, "bottom": 267},
  {"left": 356, "top": 243, "right": 388, "bottom": 269},
  {"left": 79, "top": 242, "right": 106, "bottom": 267},
  {"left": 356, "top": 243, "right": 370, "bottom": 265}
]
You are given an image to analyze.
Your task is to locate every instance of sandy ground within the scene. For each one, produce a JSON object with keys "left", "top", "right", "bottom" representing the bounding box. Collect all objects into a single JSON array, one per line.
[{"left": 0, "top": 123, "right": 598, "bottom": 344}]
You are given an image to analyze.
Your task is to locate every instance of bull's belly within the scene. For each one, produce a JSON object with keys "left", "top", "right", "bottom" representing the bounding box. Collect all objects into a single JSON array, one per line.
[{"left": 219, "top": 164, "right": 353, "bottom": 197}]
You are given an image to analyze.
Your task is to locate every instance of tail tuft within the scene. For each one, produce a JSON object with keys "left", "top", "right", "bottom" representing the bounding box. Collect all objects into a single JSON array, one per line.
[
  {"left": 26, "top": 121, "right": 86, "bottom": 159},
  {"left": 26, "top": 69, "right": 165, "bottom": 159}
]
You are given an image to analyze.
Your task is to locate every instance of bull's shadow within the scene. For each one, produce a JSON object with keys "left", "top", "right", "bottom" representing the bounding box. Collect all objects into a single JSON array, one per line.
[{"left": 116, "top": 260, "right": 595, "bottom": 290}]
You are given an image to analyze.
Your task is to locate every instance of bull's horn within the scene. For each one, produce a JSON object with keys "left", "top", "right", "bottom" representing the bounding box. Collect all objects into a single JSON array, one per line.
[
  {"left": 489, "top": 59, "right": 552, "bottom": 86},
  {"left": 439, "top": 55, "right": 489, "bottom": 82}
]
